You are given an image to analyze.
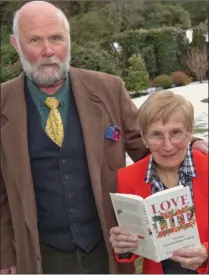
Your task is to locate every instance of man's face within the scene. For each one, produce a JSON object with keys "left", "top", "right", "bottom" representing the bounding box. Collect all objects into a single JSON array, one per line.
[{"left": 13, "top": 14, "right": 70, "bottom": 86}]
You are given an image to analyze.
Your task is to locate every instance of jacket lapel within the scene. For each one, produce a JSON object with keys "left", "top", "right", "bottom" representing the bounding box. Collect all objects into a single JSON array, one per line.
[
  {"left": 69, "top": 67, "right": 105, "bottom": 213},
  {"left": 1, "top": 74, "right": 38, "bottom": 235}
]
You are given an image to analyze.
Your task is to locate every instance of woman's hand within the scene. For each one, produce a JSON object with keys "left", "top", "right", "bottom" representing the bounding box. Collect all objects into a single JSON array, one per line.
[
  {"left": 109, "top": 226, "right": 139, "bottom": 254},
  {"left": 0, "top": 266, "right": 17, "bottom": 274},
  {"left": 171, "top": 245, "right": 208, "bottom": 270}
]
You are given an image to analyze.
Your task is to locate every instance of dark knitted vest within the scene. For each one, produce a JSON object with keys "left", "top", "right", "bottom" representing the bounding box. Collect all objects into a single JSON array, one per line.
[{"left": 26, "top": 84, "right": 102, "bottom": 252}]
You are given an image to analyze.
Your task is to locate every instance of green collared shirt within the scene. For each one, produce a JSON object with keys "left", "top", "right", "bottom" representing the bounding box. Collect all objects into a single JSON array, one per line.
[{"left": 26, "top": 75, "right": 70, "bottom": 129}]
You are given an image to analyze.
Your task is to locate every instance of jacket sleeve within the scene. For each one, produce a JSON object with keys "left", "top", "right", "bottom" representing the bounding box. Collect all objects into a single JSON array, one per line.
[
  {"left": 0, "top": 169, "right": 16, "bottom": 269},
  {"left": 115, "top": 252, "right": 139, "bottom": 263},
  {"left": 196, "top": 242, "right": 208, "bottom": 274},
  {"left": 118, "top": 79, "right": 150, "bottom": 162}
]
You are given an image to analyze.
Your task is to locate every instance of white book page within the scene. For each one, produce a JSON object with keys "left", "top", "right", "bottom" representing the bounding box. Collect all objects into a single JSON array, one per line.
[
  {"left": 110, "top": 193, "right": 144, "bottom": 201},
  {"left": 110, "top": 193, "right": 157, "bottom": 261},
  {"left": 110, "top": 193, "right": 145, "bottom": 236},
  {"left": 145, "top": 185, "right": 184, "bottom": 201},
  {"left": 132, "top": 201, "right": 158, "bottom": 261}
]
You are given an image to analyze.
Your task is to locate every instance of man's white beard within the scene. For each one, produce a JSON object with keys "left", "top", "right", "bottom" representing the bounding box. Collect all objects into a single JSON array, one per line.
[{"left": 17, "top": 43, "right": 71, "bottom": 87}]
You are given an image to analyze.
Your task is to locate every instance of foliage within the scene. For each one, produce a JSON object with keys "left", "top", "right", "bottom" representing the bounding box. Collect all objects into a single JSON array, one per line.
[
  {"left": 1, "top": 43, "right": 18, "bottom": 65},
  {"left": 97, "top": 1, "right": 146, "bottom": 32},
  {"left": 154, "top": 28, "right": 183, "bottom": 75},
  {"left": 1, "top": 43, "right": 20, "bottom": 83},
  {"left": 140, "top": 45, "right": 157, "bottom": 79},
  {"left": 70, "top": 11, "right": 119, "bottom": 44},
  {"left": 106, "top": 27, "right": 187, "bottom": 77},
  {"left": 0, "top": 1, "right": 23, "bottom": 25},
  {"left": 0, "top": 0, "right": 193, "bottom": 41},
  {"left": 143, "top": 1, "right": 191, "bottom": 30},
  {"left": 171, "top": 71, "right": 189, "bottom": 86},
  {"left": 1, "top": 25, "right": 13, "bottom": 44},
  {"left": 153, "top": 75, "right": 173, "bottom": 89},
  {"left": 0, "top": 63, "right": 22, "bottom": 83},
  {"left": 185, "top": 45, "right": 208, "bottom": 83},
  {"left": 191, "top": 19, "right": 208, "bottom": 49},
  {"left": 180, "top": 1, "right": 208, "bottom": 27},
  {"left": 71, "top": 43, "right": 121, "bottom": 76},
  {"left": 124, "top": 54, "right": 149, "bottom": 92}
]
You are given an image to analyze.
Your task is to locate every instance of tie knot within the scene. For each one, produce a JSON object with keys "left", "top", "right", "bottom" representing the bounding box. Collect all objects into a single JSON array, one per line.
[{"left": 45, "top": 97, "right": 60, "bottom": 110}]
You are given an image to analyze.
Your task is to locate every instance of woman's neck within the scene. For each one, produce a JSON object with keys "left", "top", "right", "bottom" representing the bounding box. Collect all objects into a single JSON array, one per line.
[{"left": 156, "top": 165, "right": 179, "bottom": 189}]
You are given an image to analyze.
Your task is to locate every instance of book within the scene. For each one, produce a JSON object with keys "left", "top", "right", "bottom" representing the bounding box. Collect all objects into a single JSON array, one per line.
[{"left": 110, "top": 185, "right": 201, "bottom": 262}]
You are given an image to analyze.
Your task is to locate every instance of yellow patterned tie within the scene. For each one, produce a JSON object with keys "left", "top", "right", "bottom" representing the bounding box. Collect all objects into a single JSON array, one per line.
[{"left": 45, "top": 97, "right": 64, "bottom": 147}]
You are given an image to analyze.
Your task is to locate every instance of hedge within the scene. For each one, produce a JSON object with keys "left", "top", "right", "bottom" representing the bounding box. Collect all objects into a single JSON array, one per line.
[{"left": 103, "top": 27, "right": 190, "bottom": 77}]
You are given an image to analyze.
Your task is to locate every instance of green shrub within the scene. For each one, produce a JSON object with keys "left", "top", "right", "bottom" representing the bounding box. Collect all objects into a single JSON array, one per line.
[
  {"left": 0, "top": 64, "right": 22, "bottom": 83},
  {"left": 105, "top": 27, "right": 187, "bottom": 77},
  {"left": 153, "top": 75, "right": 172, "bottom": 89},
  {"left": 124, "top": 54, "right": 149, "bottom": 92},
  {"left": 1, "top": 44, "right": 18, "bottom": 66},
  {"left": 171, "top": 71, "right": 189, "bottom": 86},
  {"left": 71, "top": 43, "right": 121, "bottom": 76}
]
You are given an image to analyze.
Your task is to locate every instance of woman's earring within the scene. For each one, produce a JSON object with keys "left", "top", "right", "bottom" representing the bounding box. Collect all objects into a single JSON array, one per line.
[{"left": 146, "top": 145, "right": 149, "bottom": 148}]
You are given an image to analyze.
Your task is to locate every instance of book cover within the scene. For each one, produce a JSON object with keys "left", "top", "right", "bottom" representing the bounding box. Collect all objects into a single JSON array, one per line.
[
  {"left": 146, "top": 186, "right": 201, "bottom": 261},
  {"left": 110, "top": 186, "right": 201, "bottom": 262}
]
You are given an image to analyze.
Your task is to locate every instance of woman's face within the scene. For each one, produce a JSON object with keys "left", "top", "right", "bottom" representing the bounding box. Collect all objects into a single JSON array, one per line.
[{"left": 143, "top": 117, "right": 192, "bottom": 170}]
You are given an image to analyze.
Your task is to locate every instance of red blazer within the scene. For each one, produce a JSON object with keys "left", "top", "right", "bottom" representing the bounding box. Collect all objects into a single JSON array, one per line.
[{"left": 116, "top": 150, "right": 208, "bottom": 274}]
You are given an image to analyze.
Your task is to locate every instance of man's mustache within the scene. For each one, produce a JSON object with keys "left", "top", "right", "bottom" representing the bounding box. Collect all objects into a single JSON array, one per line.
[{"left": 37, "top": 60, "right": 61, "bottom": 67}]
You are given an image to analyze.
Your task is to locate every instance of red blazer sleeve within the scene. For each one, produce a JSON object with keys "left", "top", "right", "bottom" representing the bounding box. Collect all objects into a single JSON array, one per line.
[{"left": 115, "top": 252, "right": 139, "bottom": 263}]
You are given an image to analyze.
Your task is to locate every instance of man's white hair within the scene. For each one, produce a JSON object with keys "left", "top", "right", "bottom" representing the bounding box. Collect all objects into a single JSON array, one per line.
[{"left": 12, "top": 6, "right": 70, "bottom": 38}]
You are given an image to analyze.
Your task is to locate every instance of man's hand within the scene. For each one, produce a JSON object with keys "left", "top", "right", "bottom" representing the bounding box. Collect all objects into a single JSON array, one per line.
[
  {"left": 171, "top": 246, "right": 208, "bottom": 271},
  {"left": 192, "top": 139, "right": 208, "bottom": 154},
  {"left": 0, "top": 266, "right": 17, "bottom": 274}
]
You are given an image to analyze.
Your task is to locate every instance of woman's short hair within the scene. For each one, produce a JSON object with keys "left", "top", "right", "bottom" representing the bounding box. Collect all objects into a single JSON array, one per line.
[{"left": 137, "top": 90, "right": 194, "bottom": 134}]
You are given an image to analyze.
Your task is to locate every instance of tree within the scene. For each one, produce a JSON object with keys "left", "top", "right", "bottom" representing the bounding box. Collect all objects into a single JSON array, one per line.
[
  {"left": 185, "top": 45, "right": 208, "bottom": 83},
  {"left": 180, "top": 1, "right": 208, "bottom": 27},
  {"left": 143, "top": 1, "right": 191, "bottom": 29},
  {"left": 70, "top": 10, "right": 119, "bottom": 44}
]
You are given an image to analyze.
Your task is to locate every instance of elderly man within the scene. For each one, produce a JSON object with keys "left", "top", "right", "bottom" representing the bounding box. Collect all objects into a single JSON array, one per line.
[{"left": 0, "top": 1, "right": 208, "bottom": 274}]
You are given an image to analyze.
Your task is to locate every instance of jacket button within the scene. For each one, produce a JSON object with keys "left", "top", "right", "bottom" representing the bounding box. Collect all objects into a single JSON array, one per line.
[
  {"left": 61, "top": 158, "right": 66, "bottom": 164},
  {"left": 63, "top": 174, "right": 69, "bottom": 180}
]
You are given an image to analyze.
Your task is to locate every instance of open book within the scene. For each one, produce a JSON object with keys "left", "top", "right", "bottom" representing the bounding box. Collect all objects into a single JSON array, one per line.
[{"left": 110, "top": 185, "right": 201, "bottom": 262}]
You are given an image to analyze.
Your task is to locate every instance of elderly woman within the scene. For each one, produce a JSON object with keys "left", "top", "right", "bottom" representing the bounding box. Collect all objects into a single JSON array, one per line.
[{"left": 109, "top": 91, "right": 208, "bottom": 274}]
